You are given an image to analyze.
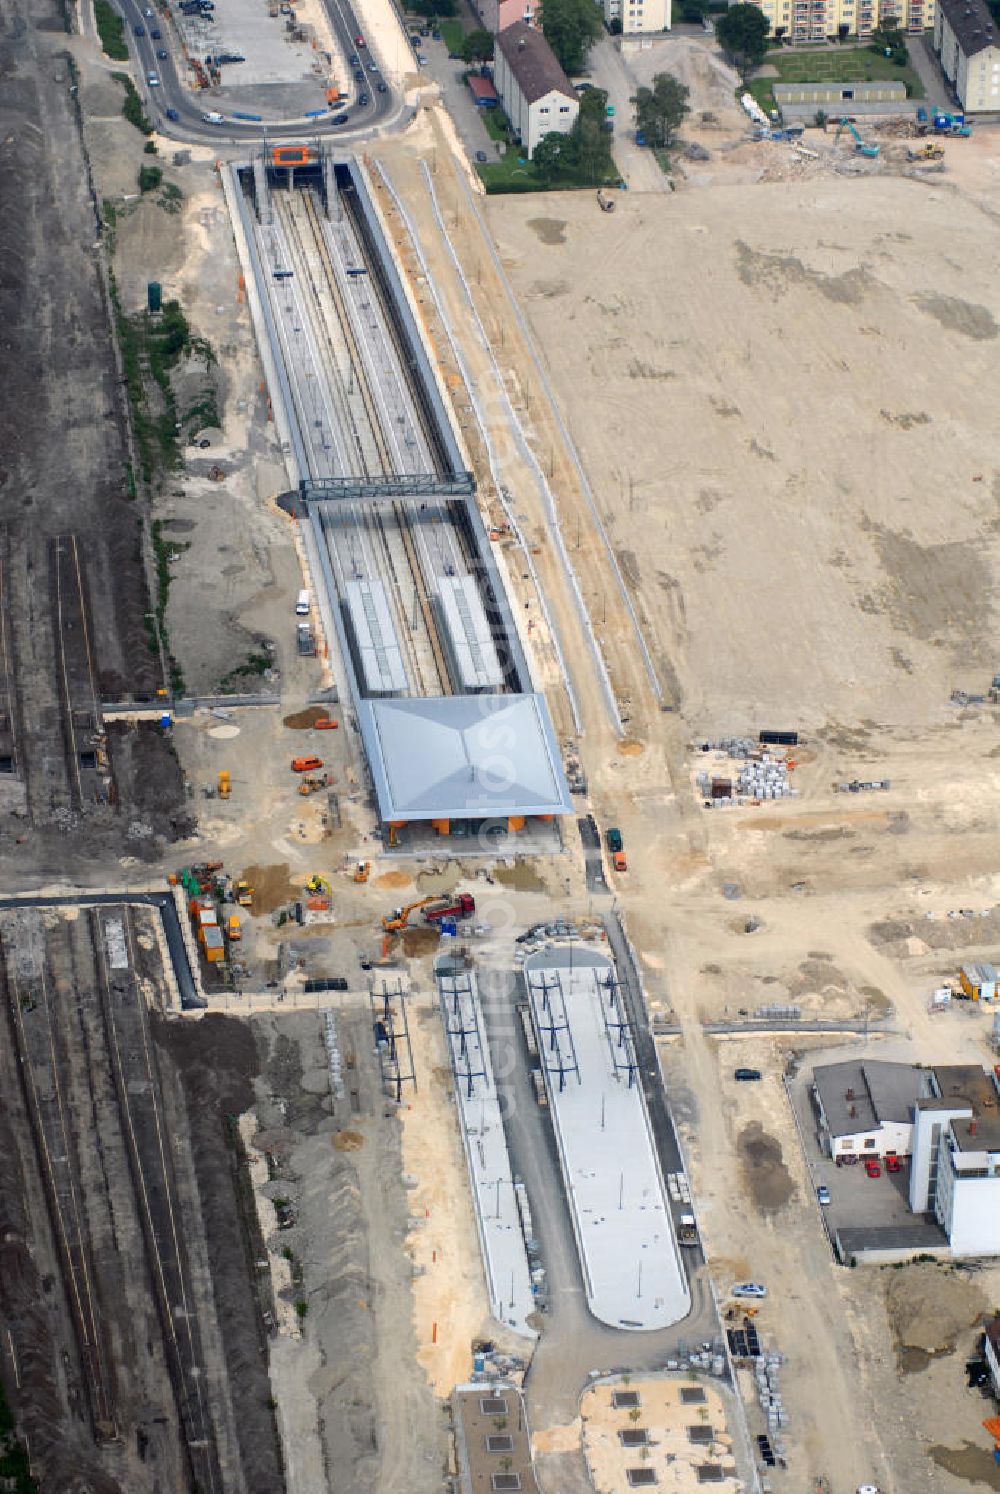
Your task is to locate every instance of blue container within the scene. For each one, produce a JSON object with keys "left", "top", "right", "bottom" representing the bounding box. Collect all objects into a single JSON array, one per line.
[
  {"left": 439, "top": 918, "right": 458, "bottom": 937},
  {"left": 159, "top": 713, "right": 172, "bottom": 730},
  {"left": 473, "top": 1353, "right": 485, "bottom": 1373}
]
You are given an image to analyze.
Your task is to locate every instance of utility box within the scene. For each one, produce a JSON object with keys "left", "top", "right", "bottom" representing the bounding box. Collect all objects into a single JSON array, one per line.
[{"left": 147, "top": 281, "right": 162, "bottom": 313}]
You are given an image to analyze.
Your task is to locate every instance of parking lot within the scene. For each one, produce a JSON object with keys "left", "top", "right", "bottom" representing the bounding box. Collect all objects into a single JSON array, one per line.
[{"left": 170, "top": 0, "right": 342, "bottom": 104}]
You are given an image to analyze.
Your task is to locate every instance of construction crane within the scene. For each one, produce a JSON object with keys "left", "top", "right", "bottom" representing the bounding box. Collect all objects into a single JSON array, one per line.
[{"left": 835, "top": 117, "right": 880, "bottom": 158}]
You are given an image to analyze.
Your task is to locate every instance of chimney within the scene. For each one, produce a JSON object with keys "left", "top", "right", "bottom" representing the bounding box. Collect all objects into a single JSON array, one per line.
[{"left": 846, "top": 1088, "right": 856, "bottom": 1101}]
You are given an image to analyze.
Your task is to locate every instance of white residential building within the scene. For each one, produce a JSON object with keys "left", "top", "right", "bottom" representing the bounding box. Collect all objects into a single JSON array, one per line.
[
  {"left": 936, "top": 0, "right": 1000, "bottom": 111},
  {"left": 602, "top": 0, "right": 671, "bottom": 35},
  {"left": 813, "top": 1059, "right": 927, "bottom": 1160},
  {"left": 748, "top": 0, "right": 933, "bottom": 40},
  {"left": 494, "top": 22, "right": 579, "bottom": 159}
]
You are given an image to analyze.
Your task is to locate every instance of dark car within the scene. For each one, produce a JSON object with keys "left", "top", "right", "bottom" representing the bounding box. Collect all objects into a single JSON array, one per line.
[
  {"left": 354, "top": 68, "right": 364, "bottom": 82},
  {"left": 475, "top": 149, "right": 487, "bottom": 162},
  {"left": 133, "top": 23, "right": 145, "bottom": 35},
  {"left": 165, "top": 106, "right": 179, "bottom": 120},
  {"left": 150, "top": 25, "right": 161, "bottom": 36},
  {"left": 734, "top": 1067, "right": 762, "bottom": 1082},
  {"left": 358, "top": 90, "right": 369, "bottom": 105},
  {"left": 156, "top": 47, "right": 168, "bottom": 57},
  {"left": 349, "top": 51, "right": 359, "bottom": 64},
  {"left": 332, "top": 111, "right": 349, "bottom": 124},
  {"left": 376, "top": 80, "right": 387, "bottom": 92}
]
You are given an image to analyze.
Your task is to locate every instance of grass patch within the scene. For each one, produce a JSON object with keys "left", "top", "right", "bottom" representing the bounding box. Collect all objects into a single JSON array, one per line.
[
  {"left": 112, "top": 70, "right": 153, "bottom": 134},
  {"left": 440, "top": 17, "right": 464, "bottom": 52},
  {"left": 95, "top": 0, "right": 128, "bottom": 59},
  {"left": 481, "top": 105, "right": 511, "bottom": 144},
  {"left": 151, "top": 519, "right": 189, "bottom": 694},
  {"left": 478, "top": 142, "right": 620, "bottom": 194},
  {"left": 753, "top": 43, "right": 924, "bottom": 112},
  {"left": 159, "top": 180, "right": 184, "bottom": 214}
]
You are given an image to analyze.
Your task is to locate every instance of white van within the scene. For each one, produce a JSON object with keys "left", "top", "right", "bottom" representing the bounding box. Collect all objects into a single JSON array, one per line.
[
  {"left": 295, "top": 589, "right": 310, "bottom": 616},
  {"left": 203, "top": 111, "right": 225, "bottom": 125}
]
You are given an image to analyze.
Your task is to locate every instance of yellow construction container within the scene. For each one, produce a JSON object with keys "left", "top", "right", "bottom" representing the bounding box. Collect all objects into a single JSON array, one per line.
[{"left": 218, "top": 769, "right": 231, "bottom": 799}]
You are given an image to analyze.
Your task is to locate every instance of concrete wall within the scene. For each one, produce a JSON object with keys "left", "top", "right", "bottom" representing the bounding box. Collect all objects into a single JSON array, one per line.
[
  {"left": 939, "top": 1167, "right": 1000, "bottom": 1255},
  {"left": 824, "top": 1119, "right": 913, "bottom": 1160}
]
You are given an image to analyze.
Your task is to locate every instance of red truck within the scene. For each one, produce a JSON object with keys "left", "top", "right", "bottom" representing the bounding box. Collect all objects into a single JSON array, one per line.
[{"left": 423, "top": 893, "right": 475, "bottom": 924}]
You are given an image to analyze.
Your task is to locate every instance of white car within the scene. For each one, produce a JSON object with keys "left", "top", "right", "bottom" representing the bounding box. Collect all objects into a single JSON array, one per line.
[
  {"left": 731, "top": 1282, "right": 767, "bottom": 1299},
  {"left": 147, "top": 71, "right": 160, "bottom": 86},
  {"left": 203, "top": 111, "right": 224, "bottom": 124}
]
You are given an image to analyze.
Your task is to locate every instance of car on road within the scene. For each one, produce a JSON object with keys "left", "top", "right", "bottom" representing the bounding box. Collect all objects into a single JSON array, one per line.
[
  {"left": 734, "top": 1067, "right": 762, "bottom": 1082},
  {"left": 885, "top": 1152, "right": 902, "bottom": 1173},
  {"left": 865, "top": 1158, "right": 882, "bottom": 1178},
  {"left": 732, "top": 1282, "right": 767, "bottom": 1299},
  {"left": 156, "top": 48, "right": 168, "bottom": 58},
  {"left": 134, "top": 23, "right": 145, "bottom": 35},
  {"left": 358, "top": 90, "right": 369, "bottom": 105},
  {"left": 574, "top": 81, "right": 594, "bottom": 91},
  {"left": 416, "top": 52, "right": 428, "bottom": 64},
  {"left": 349, "top": 51, "right": 359, "bottom": 64},
  {"left": 817, "top": 1184, "right": 831, "bottom": 1206},
  {"left": 150, "top": 25, "right": 161, "bottom": 36},
  {"left": 475, "top": 149, "right": 487, "bottom": 162},
  {"left": 332, "top": 111, "right": 349, "bottom": 124},
  {"left": 165, "top": 106, "right": 179, "bottom": 120},
  {"left": 147, "top": 71, "right": 160, "bottom": 85},
  {"left": 355, "top": 32, "right": 365, "bottom": 44},
  {"left": 353, "top": 69, "right": 364, "bottom": 83},
  {"left": 202, "top": 110, "right": 224, "bottom": 123},
  {"left": 376, "top": 80, "right": 387, "bottom": 92}
]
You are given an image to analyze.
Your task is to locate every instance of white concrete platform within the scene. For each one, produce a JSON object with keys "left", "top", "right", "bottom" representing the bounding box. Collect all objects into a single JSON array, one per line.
[
  {"left": 525, "top": 944, "right": 690, "bottom": 1331},
  {"left": 437, "top": 961, "right": 536, "bottom": 1338}
]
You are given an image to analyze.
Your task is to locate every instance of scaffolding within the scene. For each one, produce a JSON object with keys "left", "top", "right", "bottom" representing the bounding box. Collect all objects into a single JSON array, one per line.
[
  {"left": 368, "top": 976, "right": 416, "bottom": 1101},
  {"left": 598, "top": 968, "right": 640, "bottom": 1088},
  {"left": 527, "top": 968, "right": 581, "bottom": 1093}
]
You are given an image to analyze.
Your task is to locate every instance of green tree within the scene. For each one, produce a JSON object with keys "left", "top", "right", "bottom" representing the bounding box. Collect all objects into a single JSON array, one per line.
[
  {"left": 541, "top": 0, "right": 603, "bottom": 75},
  {"left": 532, "top": 129, "right": 579, "bottom": 181},
  {"left": 462, "top": 27, "right": 494, "bottom": 60},
  {"left": 714, "top": 2, "right": 770, "bottom": 77},
  {"left": 631, "top": 71, "right": 689, "bottom": 149},
  {"left": 573, "top": 86, "right": 614, "bottom": 182}
]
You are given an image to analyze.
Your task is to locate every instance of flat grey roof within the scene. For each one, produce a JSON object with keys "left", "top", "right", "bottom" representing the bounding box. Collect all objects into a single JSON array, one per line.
[
  {"left": 524, "top": 945, "right": 690, "bottom": 1330},
  {"left": 358, "top": 693, "right": 572, "bottom": 822},
  {"left": 951, "top": 1114, "right": 1000, "bottom": 1152},
  {"left": 814, "top": 1060, "right": 927, "bottom": 1138}
]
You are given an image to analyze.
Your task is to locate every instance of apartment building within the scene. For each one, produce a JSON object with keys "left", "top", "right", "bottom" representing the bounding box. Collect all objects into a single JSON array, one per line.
[
  {"left": 601, "top": 0, "right": 671, "bottom": 35},
  {"left": 494, "top": 22, "right": 579, "bottom": 157},
  {"left": 472, "top": 0, "right": 537, "bottom": 36},
  {"left": 748, "top": 0, "right": 932, "bottom": 41},
  {"left": 935, "top": 0, "right": 1000, "bottom": 109}
]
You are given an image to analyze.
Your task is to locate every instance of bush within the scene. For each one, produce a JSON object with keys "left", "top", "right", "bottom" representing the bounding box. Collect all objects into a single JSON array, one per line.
[
  {"left": 95, "top": 0, "right": 128, "bottom": 59},
  {"left": 114, "top": 72, "right": 153, "bottom": 134},
  {"left": 144, "top": 139, "right": 158, "bottom": 154},
  {"left": 138, "top": 164, "right": 163, "bottom": 193}
]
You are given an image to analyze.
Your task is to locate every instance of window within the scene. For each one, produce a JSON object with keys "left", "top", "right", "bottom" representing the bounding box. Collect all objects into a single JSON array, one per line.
[
  {"left": 559, "top": 105, "right": 570, "bottom": 112},
  {"left": 626, "top": 1473, "right": 657, "bottom": 1489},
  {"left": 487, "top": 1435, "right": 514, "bottom": 1453},
  {"left": 481, "top": 1397, "right": 508, "bottom": 1416},
  {"left": 491, "top": 1478, "right": 521, "bottom": 1493},
  {"left": 614, "top": 1391, "right": 641, "bottom": 1409},
  {"left": 864, "top": 1138, "right": 876, "bottom": 1149}
]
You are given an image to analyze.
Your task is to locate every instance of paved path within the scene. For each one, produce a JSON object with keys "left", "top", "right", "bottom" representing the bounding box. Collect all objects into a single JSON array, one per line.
[{"left": 587, "top": 37, "right": 669, "bottom": 192}]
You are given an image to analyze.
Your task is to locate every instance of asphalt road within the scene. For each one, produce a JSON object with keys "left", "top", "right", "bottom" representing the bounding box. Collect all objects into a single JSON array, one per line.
[{"left": 107, "top": 0, "right": 407, "bottom": 143}]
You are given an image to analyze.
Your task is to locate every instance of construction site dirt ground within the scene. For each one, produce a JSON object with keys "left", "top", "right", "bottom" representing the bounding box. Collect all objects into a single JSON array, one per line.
[{"left": 356, "top": 102, "right": 1000, "bottom": 1494}]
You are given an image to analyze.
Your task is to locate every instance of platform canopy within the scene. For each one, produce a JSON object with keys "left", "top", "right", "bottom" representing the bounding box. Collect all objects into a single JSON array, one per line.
[{"left": 358, "top": 693, "right": 572, "bottom": 822}]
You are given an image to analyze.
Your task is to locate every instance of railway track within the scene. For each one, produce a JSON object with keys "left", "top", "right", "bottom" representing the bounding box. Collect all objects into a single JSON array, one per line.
[
  {"left": 278, "top": 189, "right": 385, "bottom": 477},
  {"left": 300, "top": 188, "right": 396, "bottom": 475},
  {"left": 3, "top": 948, "right": 118, "bottom": 1442},
  {"left": 51, "top": 534, "right": 111, "bottom": 809},
  {"left": 394, "top": 501, "right": 451, "bottom": 693},
  {"left": 93, "top": 904, "right": 222, "bottom": 1494},
  {"left": 0, "top": 528, "right": 20, "bottom": 783}
]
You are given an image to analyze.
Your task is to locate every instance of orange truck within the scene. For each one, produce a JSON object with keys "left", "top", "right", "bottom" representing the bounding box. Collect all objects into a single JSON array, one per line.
[{"left": 291, "top": 756, "right": 323, "bottom": 773}]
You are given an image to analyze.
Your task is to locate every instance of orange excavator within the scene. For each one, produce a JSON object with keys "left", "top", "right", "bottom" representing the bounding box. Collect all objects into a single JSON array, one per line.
[{"left": 381, "top": 897, "right": 437, "bottom": 934}]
